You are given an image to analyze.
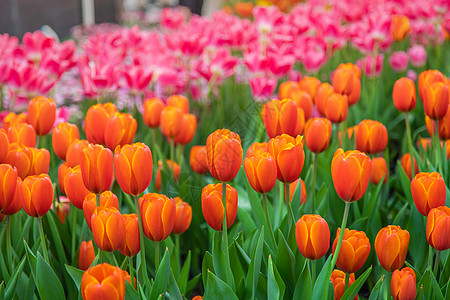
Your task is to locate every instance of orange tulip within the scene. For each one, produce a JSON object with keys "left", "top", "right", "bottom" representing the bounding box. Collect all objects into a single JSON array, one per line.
[
  {"left": 315, "top": 83, "right": 334, "bottom": 116},
  {"left": 0, "top": 164, "right": 18, "bottom": 212},
  {"left": 189, "top": 146, "right": 208, "bottom": 174},
  {"left": 279, "top": 81, "right": 313, "bottom": 119},
  {"left": 83, "top": 191, "right": 119, "bottom": 230},
  {"left": 91, "top": 206, "right": 126, "bottom": 252},
  {"left": 243, "top": 152, "right": 277, "bottom": 193},
  {"left": 356, "top": 119, "right": 388, "bottom": 154},
  {"left": 391, "top": 267, "right": 416, "bottom": 300},
  {"left": 332, "top": 228, "right": 371, "bottom": 273},
  {"left": 143, "top": 97, "right": 165, "bottom": 128},
  {"left": 331, "top": 148, "right": 371, "bottom": 202},
  {"left": 432, "top": 103, "right": 450, "bottom": 139},
  {"left": 370, "top": 157, "right": 389, "bottom": 185},
  {"left": 58, "top": 162, "right": 69, "bottom": 194},
  {"left": 268, "top": 134, "right": 304, "bottom": 183},
  {"left": 140, "top": 193, "right": 176, "bottom": 242},
  {"left": 192, "top": 296, "right": 204, "bottom": 300},
  {"left": 234, "top": 1, "right": 254, "bottom": 17},
  {"left": 104, "top": 112, "right": 137, "bottom": 150},
  {"left": 7, "top": 122, "right": 36, "bottom": 147},
  {"left": 325, "top": 93, "right": 348, "bottom": 123},
  {"left": 54, "top": 196, "right": 70, "bottom": 224},
  {"left": 66, "top": 139, "right": 90, "bottom": 167},
  {"left": 114, "top": 143, "right": 153, "bottom": 196},
  {"left": 80, "top": 144, "right": 114, "bottom": 194},
  {"left": 5, "top": 143, "right": 33, "bottom": 179},
  {"left": 79, "top": 240, "right": 95, "bottom": 271},
  {"left": 418, "top": 70, "right": 446, "bottom": 101},
  {"left": 52, "top": 122, "right": 80, "bottom": 160},
  {"left": 81, "top": 263, "right": 125, "bottom": 300},
  {"left": 85, "top": 102, "right": 118, "bottom": 145},
  {"left": 173, "top": 197, "right": 192, "bottom": 234},
  {"left": 332, "top": 68, "right": 361, "bottom": 106},
  {"left": 261, "top": 98, "right": 303, "bottom": 138},
  {"left": 295, "top": 214, "right": 330, "bottom": 260},
  {"left": 0, "top": 129, "right": 9, "bottom": 163},
  {"left": 400, "top": 153, "right": 419, "bottom": 180},
  {"left": 422, "top": 82, "right": 449, "bottom": 120},
  {"left": 173, "top": 113, "right": 197, "bottom": 145},
  {"left": 201, "top": 183, "right": 238, "bottom": 231},
  {"left": 330, "top": 270, "right": 357, "bottom": 300},
  {"left": 121, "top": 269, "right": 137, "bottom": 289},
  {"left": 392, "top": 77, "right": 416, "bottom": 112},
  {"left": 246, "top": 142, "right": 268, "bottom": 158},
  {"left": 3, "top": 112, "right": 27, "bottom": 132},
  {"left": 288, "top": 178, "right": 307, "bottom": 205},
  {"left": 64, "top": 165, "right": 91, "bottom": 209},
  {"left": 28, "top": 147, "right": 50, "bottom": 176},
  {"left": 375, "top": 225, "right": 410, "bottom": 272},
  {"left": 167, "top": 94, "right": 189, "bottom": 114},
  {"left": 2, "top": 177, "right": 22, "bottom": 215},
  {"left": 411, "top": 172, "right": 446, "bottom": 216},
  {"left": 20, "top": 174, "right": 54, "bottom": 217},
  {"left": 155, "top": 159, "right": 181, "bottom": 191},
  {"left": 299, "top": 76, "right": 321, "bottom": 100},
  {"left": 118, "top": 213, "right": 140, "bottom": 257},
  {"left": 160, "top": 106, "right": 183, "bottom": 139},
  {"left": 391, "top": 15, "right": 411, "bottom": 41},
  {"left": 27, "top": 96, "right": 56, "bottom": 136},
  {"left": 426, "top": 206, "right": 450, "bottom": 251},
  {"left": 206, "top": 129, "right": 243, "bottom": 182},
  {"left": 304, "top": 117, "right": 332, "bottom": 153}
]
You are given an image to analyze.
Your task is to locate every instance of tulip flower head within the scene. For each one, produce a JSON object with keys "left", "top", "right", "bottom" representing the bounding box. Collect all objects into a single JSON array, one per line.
[
  {"left": 246, "top": 142, "right": 268, "bottom": 158},
  {"left": 391, "top": 267, "right": 416, "bottom": 300},
  {"left": 392, "top": 77, "right": 416, "bottom": 113},
  {"left": 391, "top": 15, "right": 410, "bottom": 41},
  {"left": 80, "top": 144, "right": 114, "bottom": 194},
  {"left": 426, "top": 206, "right": 450, "bottom": 251},
  {"left": 118, "top": 213, "right": 140, "bottom": 257},
  {"left": 81, "top": 263, "right": 125, "bottom": 300},
  {"left": 78, "top": 240, "right": 95, "bottom": 271},
  {"left": 422, "top": 82, "right": 449, "bottom": 120},
  {"left": 66, "top": 139, "right": 90, "bottom": 167},
  {"left": 295, "top": 214, "right": 330, "bottom": 260},
  {"left": 244, "top": 152, "right": 277, "bottom": 194},
  {"left": 140, "top": 193, "right": 176, "bottom": 242},
  {"left": 325, "top": 93, "right": 348, "bottom": 123},
  {"left": 52, "top": 122, "right": 80, "bottom": 160},
  {"left": 375, "top": 225, "right": 410, "bottom": 272},
  {"left": 20, "top": 174, "right": 54, "bottom": 217},
  {"left": 84, "top": 102, "right": 118, "bottom": 145},
  {"left": 0, "top": 129, "right": 9, "bottom": 163},
  {"left": 201, "top": 183, "right": 238, "bottom": 231},
  {"left": 104, "top": 112, "right": 137, "bottom": 150},
  {"left": 356, "top": 119, "right": 388, "bottom": 154},
  {"left": 268, "top": 134, "right": 304, "bottom": 183},
  {"left": 261, "top": 98, "right": 303, "bottom": 138},
  {"left": 400, "top": 153, "right": 419, "bottom": 181},
  {"left": 304, "top": 117, "right": 332, "bottom": 153},
  {"left": 91, "top": 206, "right": 126, "bottom": 252},
  {"left": 411, "top": 172, "right": 446, "bottom": 216},
  {"left": 83, "top": 191, "right": 119, "bottom": 230},
  {"left": 370, "top": 157, "right": 389, "bottom": 185},
  {"left": 189, "top": 146, "right": 208, "bottom": 174},
  {"left": 173, "top": 113, "right": 197, "bottom": 145},
  {"left": 0, "top": 164, "right": 18, "bottom": 212},
  {"left": 160, "top": 106, "right": 183, "bottom": 139},
  {"left": 143, "top": 97, "right": 165, "bottom": 128},
  {"left": 330, "top": 270, "right": 357, "bottom": 300},
  {"left": 332, "top": 228, "right": 371, "bottom": 273},
  {"left": 27, "top": 96, "right": 56, "bottom": 136},
  {"left": 64, "top": 165, "right": 91, "bottom": 209},
  {"left": 173, "top": 197, "right": 192, "bottom": 235}
]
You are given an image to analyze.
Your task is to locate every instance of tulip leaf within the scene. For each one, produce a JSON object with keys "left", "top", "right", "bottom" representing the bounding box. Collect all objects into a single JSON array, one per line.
[
  {"left": 212, "top": 231, "right": 227, "bottom": 284},
  {"left": 167, "top": 269, "right": 182, "bottom": 299},
  {"left": 149, "top": 248, "right": 171, "bottom": 300},
  {"left": 245, "top": 228, "right": 264, "bottom": 300},
  {"left": 267, "top": 256, "right": 280, "bottom": 300},
  {"left": 36, "top": 252, "right": 65, "bottom": 300},
  {"left": 397, "top": 161, "right": 413, "bottom": 203},
  {"left": 237, "top": 207, "right": 257, "bottom": 234},
  {"left": 65, "top": 264, "right": 84, "bottom": 290},
  {"left": 291, "top": 177, "right": 303, "bottom": 218},
  {"left": 46, "top": 210, "right": 68, "bottom": 264},
  {"left": 293, "top": 260, "right": 312, "bottom": 300},
  {"left": 204, "top": 270, "right": 239, "bottom": 300},
  {"left": 439, "top": 253, "right": 450, "bottom": 286},
  {"left": 341, "top": 266, "right": 372, "bottom": 300},
  {"left": 177, "top": 250, "right": 191, "bottom": 294},
  {"left": 186, "top": 273, "right": 201, "bottom": 296},
  {"left": 0, "top": 282, "right": 4, "bottom": 300},
  {"left": 368, "top": 274, "right": 385, "bottom": 300},
  {"left": 229, "top": 241, "right": 245, "bottom": 282},
  {"left": 4, "top": 256, "right": 26, "bottom": 299},
  {"left": 428, "top": 269, "right": 445, "bottom": 300},
  {"left": 275, "top": 230, "right": 295, "bottom": 291},
  {"left": 311, "top": 254, "right": 332, "bottom": 300},
  {"left": 24, "top": 239, "right": 37, "bottom": 281},
  {"left": 125, "top": 280, "right": 140, "bottom": 300},
  {"left": 202, "top": 252, "right": 214, "bottom": 289}
]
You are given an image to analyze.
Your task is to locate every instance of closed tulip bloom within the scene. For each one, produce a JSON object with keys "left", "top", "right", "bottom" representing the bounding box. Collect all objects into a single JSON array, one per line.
[
  {"left": 52, "top": 123, "right": 80, "bottom": 160},
  {"left": 121, "top": 269, "right": 137, "bottom": 289},
  {"left": 423, "top": 82, "right": 449, "bottom": 120},
  {"left": 332, "top": 68, "right": 354, "bottom": 96},
  {"left": 28, "top": 147, "right": 50, "bottom": 176},
  {"left": 206, "top": 129, "right": 243, "bottom": 182},
  {"left": 330, "top": 270, "right": 357, "bottom": 300},
  {"left": 140, "top": 193, "right": 176, "bottom": 242},
  {"left": 174, "top": 113, "right": 197, "bottom": 145},
  {"left": 261, "top": 98, "right": 301, "bottom": 138},
  {"left": 400, "top": 153, "right": 419, "bottom": 181},
  {"left": 268, "top": 134, "right": 304, "bottom": 183},
  {"left": 66, "top": 139, "right": 90, "bottom": 167},
  {"left": 411, "top": 172, "right": 446, "bottom": 216},
  {"left": 356, "top": 119, "right": 388, "bottom": 154},
  {"left": 167, "top": 94, "right": 189, "bottom": 114},
  {"left": 81, "top": 144, "right": 114, "bottom": 194},
  {"left": 114, "top": 143, "right": 153, "bottom": 196},
  {"left": 58, "top": 162, "right": 69, "bottom": 194},
  {"left": 0, "top": 129, "right": 9, "bottom": 163},
  {"left": 143, "top": 97, "right": 165, "bottom": 128},
  {"left": 7, "top": 122, "right": 36, "bottom": 147},
  {"left": 5, "top": 143, "right": 33, "bottom": 179},
  {"left": 288, "top": 179, "right": 307, "bottom": 205},
  {"left": 375, "top": 225, "right": 410, "bottom": 272},
  {"left": 426, "top": 206, "right": 450, "bottom": 251},
  {"left": 91, "top": 206, "right": 126, "bottom": 252},
  {"left": 2, "top": 177, "right": 22, "bottom": 215},
  {"left": 201, "top": 183, "right": 238, "bottom": 231},
  {"left": 79, "top": 240, "right": 95, "bottom": 271},
  {"left": 325, "top": 93, "right": 348, "bottom": 123},
  {"left": 190, "top": 146, "right": 208, "bottom": 174},
  {"left": 295, "top": 214, "right": 330, "bottom": 260},
  {"left": 85, "top": 103, "right": 118, "bottom": 145},
  {"left": 370, "top": 157, "right": 389, "bottom": 185},
  {"left": 173, "top": 197, "right": 192, "bottom": 234},
  {"left": 155, "top": 159, "right": 181, "bottom": 191},
  {"left": 418, "top": 70, "right": 446, "bottom": 101},
  {"left": 299, "top": 76, "right": 321, "bottom": 100},
  {"left": 244, "top": 152, "right": 277, "bottom": 193},
  {"left": 435, "top": 103, "right": 450, "bottom": 139},
  {"left": 118, "top": 213, "right": 140, "bottom": 257},
  {"left": 331, "top": 149, "right": 371, "bottom": 202},
  {"left": 332, "top": 228, "right": 371, "bottom": 273},
  {"left": 391, "top": 15, "right": 410, "bottom": 41},
  {"left": 304, "top": 118, "right": 332, "bottom": 153},
  {"left": 246, "top": 142, "right": 268, "bottom": 158},
  {"left": 393, "top": 78, "right": 416, "bottom": 112},
  {"left": 3, "top": 112, "right": 27, "bottom": 132},
  {"left": 64, "top": 165, "right": 91, "bottom": 209},
  {"left": 20, "top": 174, "right": 54, "bottom": 217},
  {"left": 55, "top": 196, "right": 70, "bottom": 224},
  {"left": 315, "top": 83, "right": 334, "bottom": 116},
  {"left": 83, "top": 191, "right": 119, "bottom": 230},
  {"left": 0, "top": 164, "right": 18, "bottom": 212},
  {"left": 391, "top": 267, "right": 416, "bottom": 300},
  {"left": 81, "top": 263, "right": 125, "bottom": 300},
  {"left": 104, "top": 112, "right": 137, "bottom": 150},
  {"left": 279, "top": 82, "right": 313, "bottom": 120},
  {"left": 27, "top": 96, "right": 56, "bottom": 136},
  {"left": 160, "top": 106, "right": 183, "bottom": 139}
]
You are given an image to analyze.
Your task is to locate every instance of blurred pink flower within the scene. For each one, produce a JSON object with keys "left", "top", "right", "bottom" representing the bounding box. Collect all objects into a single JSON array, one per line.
[
  {"left": 54, "top": 106, "right": 71, "bottom": 128},
  {"left": 357, "top": 54, "right": 384, "bottom": 78},
  {"left": 389, "top": 51, "right": 409, "bottom": 72},
  {"left": 408, "top": 44, "right": 427, "bottom": 67},
  {"left": 249, "top": 76, "right": 276, "bottom": 101},
  {"left": 160, "top": 7, "right": 187, "bottom": 30},
  {"left": 407, "top": 69, "right": 418, "bottom": 81}
]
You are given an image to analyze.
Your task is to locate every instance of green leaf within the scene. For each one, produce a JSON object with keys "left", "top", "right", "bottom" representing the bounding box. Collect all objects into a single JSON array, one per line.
[
  {"left": 245, "top": 228, "right": 264, "bottom": 300},
  {"left": 149, "top": 248, "right": 171, "bottom": 300},
  {"left": 24, "top": 239, "right": 37, "bottom": 281},
  {"left": 125, "top": 281, "right": 140, "bottom": 300},
  {"left": 167, "top": 269, "right": 182, "bottom": 299},
  {"left": 243, "top": 174, "right": 266, "bottom": 228},
  {"left": 341, "top": 266, "right": 372, "bottom": 300},
  {"left": 0, "top": 282, "right": 4, "bottom": 300},
  {"left": 237, "top": 208, "right": 257, "bottom": 234},
  {"left": 275, "top": 230, "right": 295, "bottom": 291},
  {"left": 267, "top": 256, "right": 280, "bottom": 299},
  {"left": 293, "top": 260, "right": 312, "bottom": 300},
  {"left": 428, "top": 269, "right": 445, "bottom": 300},
  {"left": 368, "top": 275, "right": 385, "bottom": 300},
  {"left": 186, "top": 273, "right": 201, "bottom": 296},
  {"left": 311, "top": 255, "right": 332, "bottom": 300},
  {"left": 202, "top": 252, "right": 214, "bottom": 289},
  {"left": 4, "top": 256, "right": 26, "bottom": 299},
  {"left": 65, "top": 264, "right": 84, "bottom": 291},
  {"left": 36, "top": 252, "right": 65, "bottom": 300},
  {"left": 204, "top": 270, "right": 239, "bottom": 300},
  {"left": 212, "top": 231, "right": 227, "bottom": 283},
  {"left": 177, "top": 250, "right": 191, "bottom": 295}
]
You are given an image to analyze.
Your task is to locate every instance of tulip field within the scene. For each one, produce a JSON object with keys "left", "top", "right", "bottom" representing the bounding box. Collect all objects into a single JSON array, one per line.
[{"left": 1, "top": 1, "right": 450, "bottom": 299}]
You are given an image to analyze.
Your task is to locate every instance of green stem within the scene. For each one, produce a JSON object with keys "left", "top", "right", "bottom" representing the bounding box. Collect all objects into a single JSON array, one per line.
[
  {"left": 175, "top": 234, "right": 180, "bottom": 275},
  {"left": 71, "top": 206, "right": 77, "bottom": 260},
  {"left": 134, "top": 195, "right": 148, "bottom": 287},
  {"left": 340, "top": 120, "right": 347, "bottom": 150},
  {"left": 222, "top": 182, "right": 232, "bottom": 287},
  {"left": 404, "top": 113, "right": 415, "bottom": 180},
  {"left": 330, "top": 202, "right": 351, "bottom": 271},
  {"left": 427, "top": 244, "right": 434, "bottom": 271},
  {"left": 0, "top": 85, "right": 4, "bottom": 111},
  {"left": 433, "top": 250, "right": 440, "bottom": 278},
  {"left": 311, "top": 153, "right": 318, "bottom": 213},
  {"left": 434, "top": 120, "right": 443, "bottom": 175},
  {"left": 285, "top": 183, "right": 295, "bottom": 227},
  {"left": 155, "top": 242, "right": 160, "bottom": 272},
  {"left": 277, "top": 181, "right": 284, "bottom": 228},
  {"left": 387, "top": 271, "right": 392, "bottom": 300},
  {"left": 170, "top": 139, "right": 175, "bottom": 176},
  {"left": 38, "top": 217, "right": 50, "bottom": 262},
  {"left": 36, "top": 136, "right": 41, "bottom": 149},
  {"left": 345, "top": 272, "right": 349, "bottom": 292},
  {"left": 263, "top": 193, "right": 277, "bottom": 248},
  {"left": 6, "top": 216, "right": 13, "bottom": 271},
  {"left": 95, "top": 193, "right": 100, "bottom": 207},
  {"left": 308, "top": 259, "right": 317, "bottom": 286},
  {"left": 129, "top": 256, "right": 135, "bottom": 289}
]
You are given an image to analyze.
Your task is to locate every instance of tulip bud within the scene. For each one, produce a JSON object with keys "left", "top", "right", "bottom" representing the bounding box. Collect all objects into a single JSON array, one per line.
[
  {"left": 246, "top": 142, "right": 268, "bottom": 158},
  {"left": 5, "top": 143, "right": 32, "bottom": 179},
  {"left": 58, "top": 162, "right": 69, "bottom": 194},
  {"left": 244, "top": 152, "right": 277, "bottom": 194},
  {"left": 27, "top": 96, "right": 56, "bottom": 136},
  {"left": 299, "top": 76, "right": 321, "bottom": 100},
  {"left": 28, "top": 147, "right": 50, "bottom": 176},
  {"left": 7, "top": 122, "right": 36, "bottom": 147},
  {"left": 85, "top": 102, "right": 118, "bottom": 145},
  {"left": 173, "top": 197, "right": 192, "bottom": 235},
  {"left": 173, "top": 113, "right": 197, "bottom": 145},
  {"left": 3, "top": 112, "right": 27, "bottom": 132},
  {"left": 0, "top": 129, "right": 9, "bottom": 163},
  {"left": 91, "top": 206, "right": 126, "bottom": 252},
  {"left": 304, "top": 118, "right": 332, "bottom": 153},
  {"left": 155, "top": 159, "right": 181, "bottom": 191},
  {"left": 268, "top": 134, "right": 305, "bottom": 183},
  {"left": 20, "top": 174, "right": 54, "bottom": 217},
  {"left": 143, "top": 97, "right": 165, "bottom": 128},
  {"left": 370, "top": 157, "right": 389, "bottom": 185},
  {"left": 81, "top": 263, "right": 125, "bottom": 300},
  {"left": 66, "top": 139, "right": 90, "bottom": 167},
  {"left": 356, "top": 119, "right": 388, "bottom": 154},
  {"left": 78, "top": 240, "right": 95, "bottom": 271},
  {"left": 0, "top": 164, "right": 18, "bottom": 212},
  {"left": 426, "top": 206, "right": 450, "bottom": 251},
  {"left": 411, "top": 172, "right": 446, "bottom": 216},
  {"left": 54, "top": 196, "right": 70, "bottom": 224},
  {"left": 160, "top": 106, "right": 183, "bottom": 139},
  {"left": 418, "top": 70, "right": 446, "bottom": 101},
  {"left": 391, "top": 267, "right": 416, "bottom": 300},
  {"left": 295, "top": 214, "right": 330, "bottom": 260},
  {"left": 52, "top": 123, "right": 80, "bottom": 160},
  {"left": 400, "top": 153, "right": 419, "bottom": 181},
  {"left": 288, "top": 179, "right": 307, "bottom": 205},
  {"left": 83, "top": 191, "right": 119, "bottom": 230},
  {"left": 189, "top": 146, "right": 208, "bottom": 174},
  {"left": 331, "top": 149, "right": 371, "bottom": 202},
  {"left": 64, "top": 165, "right": 91, "bottom": 209},
  {"left": 279, "top": 81, "right": 313, "bottom": 119},
  {"left": 201, "top": 183, "right": 238, "bottom": 231},
  {"left": 391, "top": 15, "right": 410, "bottom": 41},
  {"left": 2, "top": 177, "right": 22, "bottom": 215},
  {"left": 332, "top": 228, "right": 371, "bottom": 273},
  {"left": 261, "top": 98, "right": 302, "bottom": 138},
  {"left": 140, "top": 193, "right": 176, "bottom": 242},
  {"left": 104, "top": 112, "right": 137, "bottom": 151},
  {"left": 375, "top": 225, "right": 410, "bottom": 272},
  {"left": 393, "top": 77, "right": 416, "bottom": 112},
  {"left": 423, "top": 82, "right": 449, "bottom": 120},
  {"left": 325, "top": 93, "right": 348, "bottom": 123},
  {"left": 330, "top": 270, "right": 357, "bottom": 300},
  {"left": 167, "top": 94, "right": 189, "bottom": 114},
  {"left": 118, "top": 213, "right": 140, "bottom": 257},
  {"left": 315, "top": 83, "right": 334, "bottom": 116},
  {"left": 80, "top": 144, "right": 114, "bottom": 194}
]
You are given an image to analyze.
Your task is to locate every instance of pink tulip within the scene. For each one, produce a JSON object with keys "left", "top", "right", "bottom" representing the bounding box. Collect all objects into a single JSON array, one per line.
[{"left": 389, "top": 51, "right": 409, "bottom": 72}]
